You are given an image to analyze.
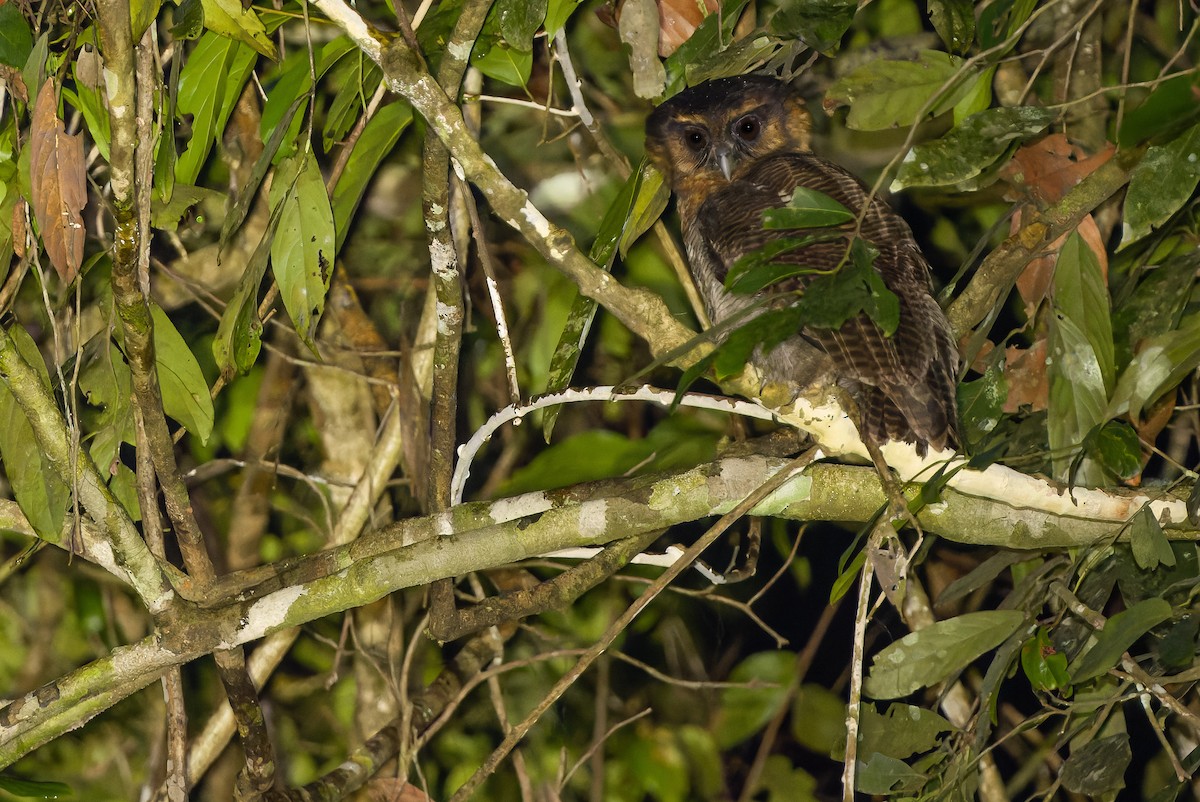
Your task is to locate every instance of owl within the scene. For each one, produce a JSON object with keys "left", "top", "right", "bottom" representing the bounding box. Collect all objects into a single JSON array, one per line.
[{"left": 645, "top": 74, "right": 959, "bottom": 453}]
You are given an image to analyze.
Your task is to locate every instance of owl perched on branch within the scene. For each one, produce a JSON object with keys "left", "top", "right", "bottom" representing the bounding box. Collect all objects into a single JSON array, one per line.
[{"left": 645, "top": 74, "right": 960, "bottom": 453}]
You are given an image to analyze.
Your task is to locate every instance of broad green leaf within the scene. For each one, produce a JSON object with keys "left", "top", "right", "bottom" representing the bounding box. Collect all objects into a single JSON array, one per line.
[
  {"left": 545, "top": 0, "right": 584, "bottom": 34},
  {"left": 270, "top": 148, "right": 335, "bottom": 353},
  {"left": 1070, "top": 597, "right": 1173, "bottom": 683},
  {"left": 1118, "top": 73, "right": 1200, "bottom": 147},
  {"left": 0, "top": 774, "right": 73, "bottom": 798},
  {"left": 1087, "top": 420, "right": 1141, "bottom": 482},
  {"left": 769, "top": 0, "right": 856, "bottom": 54},
  {"left": 1158, "top": 615, "right": 1199, "bottom": 671},
  {"left": 176, "top": 33, "right": 256, "bottom": 185},
  {"left": 858, "top": 703, "right": 956, "bottom": 760},
  {"left": 1060, "top": 734, "right": 1132, "bottom": 795},
  {"left": 790, "top": 684, "right": 846, "bottom": 755},
  {"left": 222, "top": 94, "right": 305, "bottom": 247},
  {"left": 78, "top": 335, "right": 135, "bottom": 476},
  {"left": 796, "top": 239, "right": 899, "bottom": 335},
  {"left": 0, "top": 325, "right": 70, "bottom": 540},
  {"left": 1020, "top": 628, "right": 1070, "bottom": 691},
  {"left": 855, "top": 753, "right": 927, "bottom": 795},
  {"left": 978, "top": 0, "right": 1035, "bottom": 49},
  {"left": 1056, "top": 233, "right": 1113, "bottom": 389},
  {"left": 1121, "top": 121, "right": 1200, "bottom": 248},
  {"left": 763, "top": 187, "right": 854, "bottom": 228},
  {"left": 1108, "top": 312, "right": 1200, "bottom": 420},
  {"left": 891, "top": 106, "right": 1058, "bottom": 190},
  {"left": 0, "top": 3, "right": 33, "bottom": 68},
  {"left": 172, "top": 0, "right": 204, "bottom": 40},
  {"left": 199, "top": 0, "right": 277, "bottom": 59},
  {"left": 663, "top": 0, "right": 751, "bottom": 96},
  {"left": 497, "top": 0, "right": 547, "bottom": 49},
  {"left": 935, "top": 550, "right": 1029, "bottom": 607},
  {"left": 1129, "top": 504, "right": 1176, "bottom": 571},
  {"left": 131, "top": 0, "right": 163, "bottom": 38},
  {"left": 471, "top": 42, "right": 532, "bottom": 87},
  {"left": 725, "top": 234, "right": 838, "bottom": 295},
  {"left": 1112, "top": 251, "right": 1198, "bottom": 369},
  {"left": 331, "top": 100, "right": 413, "bottom": 249},
  {"left": 259, "top": 52, "right": 313, "bottom": 161},
  {"left": 825, "top": 51, "right": 976, "bottom": 131},
  {"left": 619, "top": 166, "right": 669, "bottom": 257},
  {"left": 62, "top": 78, "right": 111, "bottom": 162},
  {"left": 715, "top": 651, "right": 795, "bottom": 747},
  {"left": 150, "top": 303, "right": 214, "bottom": 444},
  {"left": 213, "top": 204, "right": 281, "bottom": 378},
  {"left": 953, "top": 65, "right": 995, "bottom": 123},
  {"left": 759, "top": 757, "right": 819, "bottom": 802},
  {"left": 955, "top": 363, "right": 1007, "bottom": 444},
  {"left": 864, "top": 610, "right": 1025, "bottom": 699},
  {"left": 1047, "top": 312, "right": 1108, "bottom": 484},
  {"left": 928, "top": 0, "right": 974, "bottom": 53},
  {"left": 151, "top": 184, "right": 222, "bottom": 230},
  {"left": 323, "top": 58, "right": 381, "bottom": 151}
]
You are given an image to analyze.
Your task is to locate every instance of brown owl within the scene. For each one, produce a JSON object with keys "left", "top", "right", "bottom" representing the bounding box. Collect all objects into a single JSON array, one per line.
[{"left": 645, "top": 74, "right": 959, "bottom": 453}]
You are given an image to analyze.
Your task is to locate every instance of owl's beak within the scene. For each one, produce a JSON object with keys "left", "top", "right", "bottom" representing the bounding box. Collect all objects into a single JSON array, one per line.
[{"left": 716, "top": 145, "right": 739, "bottom": 181}]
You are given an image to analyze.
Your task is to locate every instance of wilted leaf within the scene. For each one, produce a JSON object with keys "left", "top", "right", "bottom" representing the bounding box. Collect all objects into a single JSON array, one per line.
[
  {"left": 1000, "top": 134, "right": 1114, "bottom": 204},
  {"left": 824, "top": 51, "right": 975, "bottom": 130},
  {"left": 270, "top": 148, "right": 335, "bottom": 353},
  {"left": 656, "top": 0, "right": 720, "bottom": 57},
  {"left": 199, "top": 0, "right": 277, "bottom": 58},
  {"left": 29, "top": 79, "right": 86, "bottom": 283},
  {"left": 1070, "top": 597, "right": 1172, "bottom": 683},
  {"left": 891, "top": 106, "right": 1058, "bottom": 190},
  {"left": 864, "top": 610, "right": 1025, "bottom": 699},
  {"left": 1061, "top": 734, "right": 1131, "bottom": 795},
  {"left": 620, "top": 0, "right": 667, "bottom": 98},
  {"left": 1121, "top": 121, "right": 1200, "bottom": 248}
]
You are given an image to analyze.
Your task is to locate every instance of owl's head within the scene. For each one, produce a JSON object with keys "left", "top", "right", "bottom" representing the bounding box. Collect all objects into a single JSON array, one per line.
[{"left": 645, "top": 75, "right": 812, "bottom": 189}]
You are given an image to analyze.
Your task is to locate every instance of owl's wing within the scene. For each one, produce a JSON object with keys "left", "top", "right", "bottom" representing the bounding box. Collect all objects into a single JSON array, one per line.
[{"left": 695, "top": 152, "right": 959, "bottom": 450}]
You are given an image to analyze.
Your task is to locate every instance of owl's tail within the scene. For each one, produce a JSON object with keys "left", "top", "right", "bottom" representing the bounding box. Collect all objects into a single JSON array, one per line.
[{"left": 863, "top": 366, "right": 960, "bottom": 457}]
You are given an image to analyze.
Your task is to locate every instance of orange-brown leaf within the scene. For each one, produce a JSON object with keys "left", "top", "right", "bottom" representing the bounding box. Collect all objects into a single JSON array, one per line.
[
  {"left": 1003, "top": 339, "right": 1048, "bottom": 413},
  {"left": 366, "top": 778, "right": 435, "bottom": 802},
  {"left": 1000, "top": 134, "right": 1114, "bottom": 204},
  {"left": 29, "top": 78, "right": 86, "bottom": 284},
  {"left": 656, "top": 0, "right": 719, "bottom": 56}
]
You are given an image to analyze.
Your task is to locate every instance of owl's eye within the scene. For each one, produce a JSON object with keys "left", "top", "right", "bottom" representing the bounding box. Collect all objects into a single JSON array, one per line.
[
  {"left": 684, "top": 128, "right": 708, "bottom": 151},
  {"left": 735, "top": 115, "right": 761, "bottom": 142}
]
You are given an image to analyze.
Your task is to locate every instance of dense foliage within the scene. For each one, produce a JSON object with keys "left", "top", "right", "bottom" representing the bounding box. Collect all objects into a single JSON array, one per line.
[{"left": 0, "top": 0, "right": 1198, "bottom": 800}]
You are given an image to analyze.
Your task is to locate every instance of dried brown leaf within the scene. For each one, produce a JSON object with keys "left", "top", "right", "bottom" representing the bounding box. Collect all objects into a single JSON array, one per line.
[
  {"left": 1003, "top": 339, "right": 1049, "bottom": 413},
  {"left": 366, "top": 778, "right": 435, "bottom": 802},
  {"left": 12, "top": 199, "right": 26, "bottom": 259},
  {"left": 29, "top": 78, "right": 86, "bottom": 284}
]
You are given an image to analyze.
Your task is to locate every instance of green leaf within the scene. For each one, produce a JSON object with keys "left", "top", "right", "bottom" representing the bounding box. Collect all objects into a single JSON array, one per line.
[
  {"left": 1112, "top": 251, "right": 1199, "bottom": 369},
  {"left": 323, "top": 57, "right": 381, "bottom": 152},
  {"left": 725, "top": 234, "right": 838, "bottom": 295},
  {"left": 331, "top": 100, "right": 413, "bottom": 249},
  {"left": 171, "top": 0, "right": 205, "bottom": 40},
  {"left": 270, "top": 148, "right": 335, "bottom": 353},
  {"left": 213, "top": 204, "right": 281, "bottom": 378},
  {"left": 259, "top": 52, "right": 313, "bottom": 161},
  {"left": 1020, "top": 628, "right": 1070, "bottom": 691},
  {"left": 62, "top": 77, "right": 112, "bottom": 162},
  {"left": 151, "top": 184, "right": 222, "bottom": 230},
  {"left": 471, "top": 41, "right": 532, "bottom": 87},
  {"left": 497, "top": 0, "right": 547, "bottom": 49},
  {"left": 1087, "top": 420, "right": 1141, "bottom": 482},
  {"left": 1060, "top": 734, "right": 1132, "bottom": 795},
  {"left": 1070, "top": 597, "right": 1173, "bottom": 683},
  {"left": 545, "top": 0, "right": 584, "bottom": 34},
  {"left": 1118, "top": 73, "right": 1200, "bottom": 148},
  {"left": 0, "top": 4, "right": 33, "bottom": 69},
  {"left": 199, "top": 0, "right": 277, "bottom": 59},
  {"left": 0, "top": 325, "right": 70, "bottom": 541},
  {"left": 663, "top": 0, "right": 752, "bottom": 96},
  {"left": 0, "top": 774, "right": 72, "bottom": 798},
  {"left": 762, "top": 187, "right": 854, "bottom": 228},
  {"left": 797, "top": 239, "right": 899, "bottom": 335},
  {"left": 956, "top": 363, "right": 1007, "bottom": 444},
  {"left": 1129, "top": 505, "right": 1176, "bottom": 571},
  {"left": 715, "top": 652, "right": 795, "bottom": 747},
  {"left": 223, "top": 94, "right": 305, "bottom": 247},
  {"left": 1109, "top": 311, "right": 1200, "bottom": 421},
  {"left": 864, "top": 610, "right": 1025, "bottom": 699},
  {"left": 1055, "top": 233, "right": 1113, "bottom": 390},
  {"left": 768, "top": 0, "right": 856, "bottom": 54},
  {"left": 928, "top": 0, "right": 975, "bottom": 53},
  {"left": 175, "top": 33, "right": 256, "bottom": 185},
  {"left": 1121, "top": 121, "right": 1200, "bottom": 248},
  {"left": 150, "top": 303, "right": 214, "bottom": 444},
  {"left": 790, "top": 684, "right": 846, "bottom": 755},
  {"left": 855, "top": 753, "right": 927, "bottom": 795},
  {"left": 858, "top": 703, "right": 956, "bottom": 760},
  {"left": 619, "top": 166, "right": 669, "bottom": 258},
  {"left": 825, "top": 50, "right": 976, "bottom": 131},
  {"left": 891, "top": 106, "right": 1058, "bottom": 190}
]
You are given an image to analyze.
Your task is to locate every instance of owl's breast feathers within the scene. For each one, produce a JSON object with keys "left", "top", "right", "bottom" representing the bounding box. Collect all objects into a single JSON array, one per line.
[{"left": 679, "top": 152, "right": 960, "bottom": 452}]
